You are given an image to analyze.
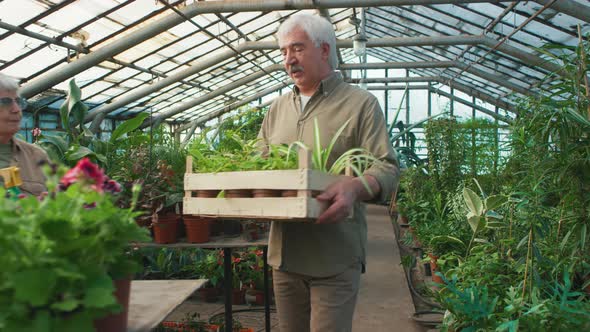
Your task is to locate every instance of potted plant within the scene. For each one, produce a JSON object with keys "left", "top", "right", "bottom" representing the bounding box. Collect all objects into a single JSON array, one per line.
[
  {"left": 0, "top": 158, "right": 150, "bottom": 331},
  {"left": 196, "top": 251, "right": 224, "bottom": 302}
]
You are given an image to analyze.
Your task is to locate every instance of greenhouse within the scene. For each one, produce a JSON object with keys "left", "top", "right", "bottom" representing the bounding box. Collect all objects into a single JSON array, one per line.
[{"left": 1, "top": 0, "right": 589, "bottom": 331}]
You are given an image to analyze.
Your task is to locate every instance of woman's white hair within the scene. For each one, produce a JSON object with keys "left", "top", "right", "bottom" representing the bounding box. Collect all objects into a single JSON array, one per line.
[
  {"left": 0, "top": 73, "right": 20, "bottom": 93},
  {"left": 277, "top": 13, "right": 339, "bottom": 70}
]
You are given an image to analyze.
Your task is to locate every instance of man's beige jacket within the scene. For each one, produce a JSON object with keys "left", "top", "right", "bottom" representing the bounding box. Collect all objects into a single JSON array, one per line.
[{"left": 258, "top": 72, "right": 400, "bottom": 277}]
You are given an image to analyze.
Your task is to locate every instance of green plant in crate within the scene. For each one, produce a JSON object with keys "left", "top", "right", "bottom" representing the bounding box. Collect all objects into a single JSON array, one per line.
[
  {"left": 0, "top": 158, "right": 150, "bottom": 331},
  {"left": 189, "top": 127, "right": 298, "bottom": 174},
  {"left": 289, "top": 118, "right": 384, "bottom": 195}
]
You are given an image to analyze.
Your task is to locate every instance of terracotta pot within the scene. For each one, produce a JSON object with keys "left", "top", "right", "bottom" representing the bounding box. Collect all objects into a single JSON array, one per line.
[
  {"left": 183, "top": 216, "right": 210, "bottom": 243},
  {"left": 399, "top": 215, "right": 409, "bottom": 225},
  {"left": 281, "top": 190, "right": 297, "bottom": 197},
  {"left": 245, "top": 288, "right": 265, "bottom": 306},
  {"left": 281, "top": 190, "right": 321, "bottom": 197},
  {"left": 198, "top": 286, "right": 220, "bottom": 303},
  {"left": 225, "top": 189, "right": 252, "bottom": 198},
  {"left": 152, "top": 215, "right": 179, "bottom": 244},
  {"left": 223, "top": 220, "right": 242, "bottom": 236},
  {"left": 94, "top": 278, "right": 131, "bottom": 332},
  {"left": 252, "top": 189, "right": 282, "bottom": 197},
  {"left": 197, "top": 190, "right": 220, "bottom": 198},
  {"left": 210, "top": 221, "right": 223, "bottom": 236},
  {"left": 232, "top": 288, "right": 246, "bottom": 305},
  {"left": 429, "top": 253, "right": 444, "bottom": 284}
]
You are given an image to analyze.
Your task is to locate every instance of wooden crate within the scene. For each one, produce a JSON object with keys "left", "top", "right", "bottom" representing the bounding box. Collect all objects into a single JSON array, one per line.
[{"left": 183, "top": 150, "right": 349, "bottom": 221}]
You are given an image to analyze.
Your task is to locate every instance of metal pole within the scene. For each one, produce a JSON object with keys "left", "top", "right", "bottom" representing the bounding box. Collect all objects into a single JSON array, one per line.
[
  {"left": 178, "top": 80, "right": 291, "bottom": 132},
  {"left": 20, "top": 0, "right": 500, "bottom": 98},
  {"left": 450, "top": 87, "right": 454, "bottom": 116},
  {"left": 534, "top": 0, "right": 590, "bottom": 26},
  {"left": 367, "top": 85, "right": 430, "bottom": 90},
  {"left": 428, "top": 86, "right": 512, "bottom": 123},
  {"left": 263, "top": 246, "right": 271, "bottom": 332},
  {"left": 340, "top": 61, "right": 455, "bottom": 70},
  {"left": 348, "top": 76, "right": 439, "bottom": 83},
  {"left": 223, "top": 248, "right": 233, "bottom": 332},
  {"left": 384, "top": 68, "right": 389, "bottom": 125},
  {"left": 140, "top": 64, "right": 283, "bottom": 128},
  {"left": 85, "top": 41, "right": 272, "bottom": 124},
  {"left": 434, "top": 77, "right": 517, "bottom": 114},
  {"left": 427, "top": 82, "right": 432, "bottom": 117}
]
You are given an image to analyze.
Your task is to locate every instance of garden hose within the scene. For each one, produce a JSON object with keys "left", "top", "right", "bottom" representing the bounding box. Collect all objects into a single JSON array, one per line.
[
  {"left": 411, "top": 310, "right": 444, "bottom": 327},
  {"left": 391, "top": 217, "right": 444, "bottom": 327}
]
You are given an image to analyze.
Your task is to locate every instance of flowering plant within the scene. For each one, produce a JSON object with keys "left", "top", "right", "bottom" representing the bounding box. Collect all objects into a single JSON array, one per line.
[
  {"left": 0, "top": 158, "right": 150, "bottom": 331},
  {"left": 197, "top": 250, "right": 225, "bottom": 288},
  {"left": 231, "top": 248, "right": 265, "bottom": 289}
]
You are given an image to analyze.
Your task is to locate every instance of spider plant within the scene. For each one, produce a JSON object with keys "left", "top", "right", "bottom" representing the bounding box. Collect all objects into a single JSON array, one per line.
[{"left": 290, "top": 118, "right": 384, "bottom": 195}]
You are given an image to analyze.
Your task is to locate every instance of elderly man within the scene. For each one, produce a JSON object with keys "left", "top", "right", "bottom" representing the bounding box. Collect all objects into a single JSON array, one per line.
[
  {"left": 0, "top": 73, "right": 48, "bottom": 196},
  {"left": 257, "top": 13, "right": 400, "bottom": 332}
]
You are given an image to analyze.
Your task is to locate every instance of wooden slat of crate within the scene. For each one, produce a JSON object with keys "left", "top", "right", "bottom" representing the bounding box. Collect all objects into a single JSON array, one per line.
[
  {"left": 183, "top": 196, "right": 329, "bottom": 220},
  {"left": 184, "top": 169, "right": 343, "bottom": 191}
]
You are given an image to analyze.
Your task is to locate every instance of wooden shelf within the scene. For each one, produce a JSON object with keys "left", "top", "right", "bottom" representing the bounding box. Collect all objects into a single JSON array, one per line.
[{"left": 134, "top": 235, "right": 268, "bottom": 249}]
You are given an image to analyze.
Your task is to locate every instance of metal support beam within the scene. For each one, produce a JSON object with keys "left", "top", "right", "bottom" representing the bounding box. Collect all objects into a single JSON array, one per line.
[
  {"left": 428, "top": 86, "right": 512, "bottom": 124},
  {"left": 453, "top": 61, "right": 532, "bottom": 96},
  {"left": 67, "top": 33, "right": 550, "bottom": 128},
  {"left": 340, "top": 61, "right": 455, "bottom": 70},
  {"left": 319, "top": 8, "right": 348, "bottom": 80},
  {"left": 348, "top": 76, "right": 439, "bottom": 83},
  {"left": 19, "top": 0, "right": 503, "bottom": 98},
  {"left": 433, "top": 76, "right": 517, "bottom": 114},
  {"left": 480, "top": 36, "right": 563, "bottom": 75},
  {"left": 140, "top": 64, "right": 284, "bottom": 128},
  {"left": 178, "top": 80, "right": 291, "bottom": 132},
  {"left": 85, "top": 41, "right": 273, "bottom": 128},
  {"left": 344, "top": 61, "right": 533, "bottom": 96},
  {"left": 368, "top": 84, "right": 430, "bottom": 90},
  {"left": 534, "top": 0, "right": 590, "bottom": 23},
  {"left": 87, "top": 35, "right": 482, "bottom": 128}
]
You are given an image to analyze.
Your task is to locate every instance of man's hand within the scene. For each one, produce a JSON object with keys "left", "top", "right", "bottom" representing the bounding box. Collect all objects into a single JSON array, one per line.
[{"left": 315, "top": 175, "right": 380, "bottom": 224}]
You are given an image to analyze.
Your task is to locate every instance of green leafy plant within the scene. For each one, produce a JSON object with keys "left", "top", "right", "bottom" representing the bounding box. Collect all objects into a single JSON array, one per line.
[
  {"left": 196, "top": 250, "right": 225, "bottom": 288},
  {"left": 138, "top": 248, "right": 206, "bottom": 280},
  {"left": 0, "top": 159, "right": 150, "bottom": 331},
  {"left": 462, "top": 180, "right": 508, "bottom": 256},
  {"left": 38, "top": 79, "right": 149, "bottom": 169}
]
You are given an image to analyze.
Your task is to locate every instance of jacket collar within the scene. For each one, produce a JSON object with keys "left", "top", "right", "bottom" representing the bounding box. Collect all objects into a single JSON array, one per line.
[{"left": 292, "top": 71, "right": 343, "bottom": 99}]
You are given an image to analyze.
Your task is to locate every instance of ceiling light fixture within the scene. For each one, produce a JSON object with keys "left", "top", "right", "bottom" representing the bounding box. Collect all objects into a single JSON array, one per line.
[{"left": 353, "top": 33, "right": 367, "bottom": 56}]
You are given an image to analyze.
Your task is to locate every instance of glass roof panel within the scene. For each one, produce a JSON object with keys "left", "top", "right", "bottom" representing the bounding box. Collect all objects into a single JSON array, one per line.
[
  {"left": 37, "top": 0, "right": 110, "bottom": 33},
  {"left": 0, "top": 0, "right": 49, "bottom": 26},
  {"left": 1, "top": 1, "right": 586, "bottom": 123}
]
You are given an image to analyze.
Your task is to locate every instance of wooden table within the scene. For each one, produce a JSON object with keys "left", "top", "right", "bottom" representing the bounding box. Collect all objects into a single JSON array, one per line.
[
  {"left": 127, "top": 279, "right": 208, "bottom": 332},
  {"left": 137, "top": 236, "right": 271, "bottom": 332}
]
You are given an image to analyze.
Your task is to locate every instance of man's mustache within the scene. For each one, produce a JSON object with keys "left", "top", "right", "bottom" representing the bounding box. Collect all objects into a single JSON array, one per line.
[{"left": 289, "top": 65, "right": 304, "bottom": 75}]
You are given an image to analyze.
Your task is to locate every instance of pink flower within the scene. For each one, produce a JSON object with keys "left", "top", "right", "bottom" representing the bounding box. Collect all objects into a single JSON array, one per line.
[
  {"left": 103, "top": 179, "right": 122, "bottom": 194},
  {"left": 31, "top": 128, "right": 42, "bottom": 137},
  {"left": 60, "top": 158, "right": 106, "bottom": 192}
]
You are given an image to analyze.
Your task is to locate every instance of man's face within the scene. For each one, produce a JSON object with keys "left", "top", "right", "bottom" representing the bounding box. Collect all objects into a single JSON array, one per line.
[
  {"left": 280, "top": 27, "right": 330, "bottom": 93},
  {"left": 0, "top": 89, "right": 23, "bottom": 140}
]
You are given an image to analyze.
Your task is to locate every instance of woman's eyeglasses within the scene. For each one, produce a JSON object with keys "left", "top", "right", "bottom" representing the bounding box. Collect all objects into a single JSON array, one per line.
[{"left": 0, "top": 97, "right": 28, "bottom": 110}]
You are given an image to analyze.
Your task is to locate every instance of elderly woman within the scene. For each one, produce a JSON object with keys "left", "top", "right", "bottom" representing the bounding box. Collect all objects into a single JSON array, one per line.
[{"left": 0, "top": 73, "right": 48, "bottom": 196}]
